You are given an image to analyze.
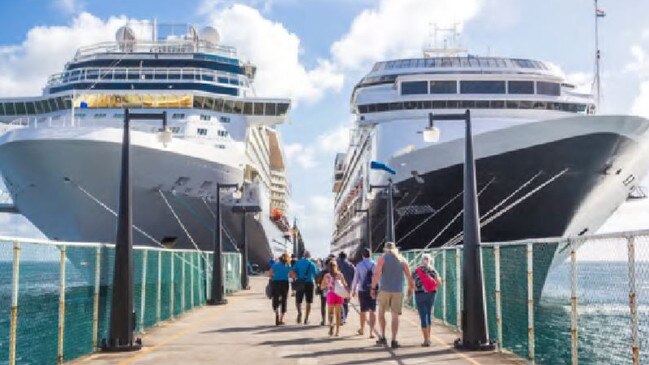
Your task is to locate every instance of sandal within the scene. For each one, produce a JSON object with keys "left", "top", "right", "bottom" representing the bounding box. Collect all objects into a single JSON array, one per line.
[
  {"left": 328, "top": 325, "right": 334, "bottom": 336},
  {"left": 356, "top": 329, "right": 364, "bottom": 336}
]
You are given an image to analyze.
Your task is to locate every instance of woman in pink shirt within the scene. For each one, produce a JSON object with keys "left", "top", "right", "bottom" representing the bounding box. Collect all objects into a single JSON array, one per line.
[{"left": 319, "top": 260, "right": 349, "bottom": 336}]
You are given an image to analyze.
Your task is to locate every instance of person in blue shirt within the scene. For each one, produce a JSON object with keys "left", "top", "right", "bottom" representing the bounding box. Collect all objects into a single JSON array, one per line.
[
  {"left": 267, "top": 253, "right": 291, "bottom": 325},
  {"left": 290, "top": 251, "right": 319, "bottom": 324}
]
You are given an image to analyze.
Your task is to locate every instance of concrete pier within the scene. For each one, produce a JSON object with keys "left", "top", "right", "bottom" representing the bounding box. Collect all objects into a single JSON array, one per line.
[{"left": 70, "top": 277, "right": 523, "bottom": 365}]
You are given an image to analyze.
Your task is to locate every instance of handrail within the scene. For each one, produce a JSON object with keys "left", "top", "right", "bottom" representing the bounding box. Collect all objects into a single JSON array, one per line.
[
  {"left": 73, "top": 40, "right": 237, "bottom": 60},
  {"left": 46, "top": 66, "right": 248, "bottom": 88}
]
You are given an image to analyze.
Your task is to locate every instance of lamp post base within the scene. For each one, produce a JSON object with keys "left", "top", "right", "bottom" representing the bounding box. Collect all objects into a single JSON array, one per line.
[
  {"left": 100, "top": 338, "right": 142, "bottom": 352},
  {"left": 453, "top": 338, "right": 496, "bottom": 351},
  {"left": 207, "top": 298, "right": 228, "bottom": 305}
]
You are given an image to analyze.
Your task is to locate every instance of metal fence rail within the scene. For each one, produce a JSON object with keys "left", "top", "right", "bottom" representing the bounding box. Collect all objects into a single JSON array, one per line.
[
  {"left": 396, "top": 230, "right": 649, "bottom": 365},
  {"left": 0, "top": 237, "right": 242, "bottom": 365}
]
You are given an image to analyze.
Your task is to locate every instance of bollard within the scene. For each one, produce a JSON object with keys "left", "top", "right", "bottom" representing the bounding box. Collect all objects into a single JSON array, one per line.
[
  {"left": 57, "top": 245, "right": 66, "bottom": 365},
  {"left": 156, "top": 250, "right": 161, "bottom": 324},
  {"left": 627, "top": 237, "right": 640, "bottom": 365},
  {"left": 139, "top": 250, "right": 148, "bottom": 333},
  {"left": 527, "top": 243, "right": 535, "bottom": 364},
  {"left": 170, "top": 253, "right": 175, "bottom": 319},
  {"left": 456, "top": 247, "right": 461, "bottom": 331},
  {"left": 494, "top": 245, "right": 502, "bottom": 352},
  {"left": 442, "top": 249, "right": 447, "bottom": 324},
  {"left": 9, "top": 242, "right": 20, "bottom": 365},
  {"left": 92, "top": 247, "right": 102, "bottom": 350},
  {"left": 570, "top": 242, "right": 578, "bottom": 365}
]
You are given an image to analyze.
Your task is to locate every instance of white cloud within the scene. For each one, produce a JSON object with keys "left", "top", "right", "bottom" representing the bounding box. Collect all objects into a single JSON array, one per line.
[
  {"left": 284, "top": 143, "right": 316, "bottom": 169},
  {"left": 54, "top": 0, "right": 82, "bottom": 14},
  {"left": 0, "top": 13, "right": 134, "bottom": 97},
  {"left": 289, "top": 194, "right": 334, "bottom": 257},
  {"left": 317, "top": 124, "right": 350, "bottom": 153},
  {"left": 626, "top": 40, "right": 649, "bottom": 117},
  {"left": 329, "top": 0, "right": 482, "bottom": 72},
  {"left": 205, "top": 4, "right": 344, "bottom": 104}
]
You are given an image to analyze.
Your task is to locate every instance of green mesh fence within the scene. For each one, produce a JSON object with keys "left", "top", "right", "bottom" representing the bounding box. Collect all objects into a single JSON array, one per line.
[{"left": 0, "top": 240, "right": 241, "bottom": 365}]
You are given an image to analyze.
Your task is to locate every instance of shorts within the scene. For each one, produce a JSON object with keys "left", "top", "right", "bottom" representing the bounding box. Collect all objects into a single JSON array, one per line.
[
  {"left": 326, "top": 292, "right": 344, "bottom": 305},
  {"left": 358, "top": 291, "right": 376, "bottom": 312},
  {"left": 377, "top": 291, "right": 403, "bottom": 315},
  {"left": 296, "top": 281, "right": 314, "bottom": 304}
]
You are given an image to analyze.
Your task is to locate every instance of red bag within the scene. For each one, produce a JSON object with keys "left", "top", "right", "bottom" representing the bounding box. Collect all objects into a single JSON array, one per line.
[{"left": 416, "top": 267, "right": 438, "bottom": 293}]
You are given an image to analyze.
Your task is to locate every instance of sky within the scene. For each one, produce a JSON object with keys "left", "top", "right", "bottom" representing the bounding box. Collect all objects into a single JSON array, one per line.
[{"left": 1, "top": 0, "right": 649, "bottom": 257}]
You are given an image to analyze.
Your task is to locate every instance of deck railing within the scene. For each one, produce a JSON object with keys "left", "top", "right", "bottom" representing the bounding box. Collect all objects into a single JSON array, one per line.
[
  {"left": 395, "top": 229, "right": 649, "bottom": 365},
  {"left": 0, "top": 237, "right": 242, "bottom": 365}
]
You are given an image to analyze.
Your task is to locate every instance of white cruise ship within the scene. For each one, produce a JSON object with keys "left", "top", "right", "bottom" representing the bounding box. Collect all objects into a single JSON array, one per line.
[
  {"left": 331, "top": 53, "right": 649, "bottom": 280},
  {"left": 0, "top": 23, "right": 293, "bottom": 267}
]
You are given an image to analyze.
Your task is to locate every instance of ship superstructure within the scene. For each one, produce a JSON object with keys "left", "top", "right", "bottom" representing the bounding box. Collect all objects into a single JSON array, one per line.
[
  {"left": 0, "top": 23, "right": 293, "bottom": 266},
  {"left": 331, "top": 54, "right": 649, "bottom": 271}
]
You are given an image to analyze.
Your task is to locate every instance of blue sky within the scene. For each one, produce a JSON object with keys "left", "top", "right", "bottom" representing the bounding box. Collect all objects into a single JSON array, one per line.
[{"left": 1, "top": 0, "right": 649, "bottom": 257}]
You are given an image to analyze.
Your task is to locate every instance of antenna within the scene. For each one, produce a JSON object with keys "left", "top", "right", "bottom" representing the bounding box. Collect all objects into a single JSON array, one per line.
[
  {"left": 423, "top": 23, "right": 467, "bottom": 58},
  {"left": 593, "top": 0, "right": 605, "bottom": 110}
]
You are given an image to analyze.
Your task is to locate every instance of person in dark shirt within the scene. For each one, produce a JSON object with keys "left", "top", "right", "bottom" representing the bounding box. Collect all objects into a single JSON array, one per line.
[{"left": 337, "top": 251, "right": 356, "bottom": 324}]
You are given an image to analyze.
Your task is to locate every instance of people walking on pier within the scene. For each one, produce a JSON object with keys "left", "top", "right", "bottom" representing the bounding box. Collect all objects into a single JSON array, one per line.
[
  {"left": 337, "top": 252, "right": 356, "bottom": 324},
  {"left": 319, "top": 260, "right": 350, "bottom": 336},
  {"left": 268, "top": 253, "right": 291, "bottom": 325},
  {"left": 412, "top": 253, "right": 442, "bottom": 347},
  {"left": 291, "top": 250, "right": 318, "bottom": 324},
  {"left": 370, "top": 242, "right": 414, "bottom": 349},
  {"left": 350, "top": 248, "right": 376, "bottom": 338}
]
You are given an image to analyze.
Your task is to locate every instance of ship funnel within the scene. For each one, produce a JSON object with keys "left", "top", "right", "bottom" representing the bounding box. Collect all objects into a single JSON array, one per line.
[{"left": 115, "top": 26, "right": 136, "bottom": 52}]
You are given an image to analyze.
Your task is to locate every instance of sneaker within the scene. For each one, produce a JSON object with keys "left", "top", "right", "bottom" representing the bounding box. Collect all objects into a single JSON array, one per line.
[
  {"left": 376, "top": 336, "right": 387, "bottom": 346},
  {"left": 275, "top": 312, "right": 280, "bottom": 326},
  {"left": 320, "top": 320, "right": 325, "bottom": 326},
  {"left": 421, "top": 340, "right": 431, "bottom": 347},
  {"left": 297, "top": 313, "right": 302, "bottom": 324},
  {"left": 391, "top": 340, "right": 400, "bottom": 349},
  {"left": 303, "top": 316, "right": 309, "bottom": 325}
]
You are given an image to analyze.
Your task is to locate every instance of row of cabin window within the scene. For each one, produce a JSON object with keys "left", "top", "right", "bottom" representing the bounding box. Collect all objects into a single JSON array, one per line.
[
  {"left": 192, "top": 96, "right": 289, "bottom": 116},
  {"left": 401, "top": 80, "right": 561, "bottom": 96},
  {"left": 0, "top": 96, "right": 71, "bottom": 116},
  {"left": 196, "top": 128, "right": 229, "bottom": 137},
  {"left": 379, "top": 57, "right": 546, "bottom": 71},
  {"left": 171, "top": 113, "right": 231, "bottom": 123},
  {"left": 56, "top": 69, "right": 243, "bottom": 86},
  {"left": 357, "top": 100, "right": 591, "bottom": 114},
  {"left": 0, "top": 96, "right": 289, "bottom": 118}
]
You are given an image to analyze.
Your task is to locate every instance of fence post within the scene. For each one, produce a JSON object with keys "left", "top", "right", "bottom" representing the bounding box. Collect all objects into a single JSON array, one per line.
[
  {"left": 157, "top": 250, "right": 161, "bottom": 324},
  {"left": 442, "top": 249, "right": 447, "bottom": 324},
  {"left": 9, "top": 242, "right": 20, "bottom": 365},
  {"left": 190, "top": 252, "right": 195, "bottom": 309},
  {"left": 456, "top": 247, "right": 461, "bottom": 331},
  {"left": 527, "top": 242, "right": 535, "bottom": 364},
  {"left": 494, "top": 244, "right": 502, "bottom": 352},
  {"left": 570, "top": 241, "right": 578, "bottom": 365},
  {"left": 92, "top": 247, "right": 102, "bottom": 350},
  {"left": 139, "top": 249, "right": 148, "bottom": 333},
  {"left": 181, "top": 252, "right": 186, "bottom": 311},
  {"left": 57, "top": 245, "right": 66, "bottom": 365},
  {"left": 170, "top": 252, "right": 175, "bottom": 320},
  {"left": 627, "top": 236, "right": 640, "bottom": 365}
]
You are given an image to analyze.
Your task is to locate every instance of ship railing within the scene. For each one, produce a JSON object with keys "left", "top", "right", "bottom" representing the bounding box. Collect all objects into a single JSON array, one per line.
[
  {"left": 389, "top": 228, "right": 649, "bottom": 365},
  {"left": 0, "top": 236, "right": 243, "bottom": 365},
  {"left": 46, "top": 66, "right": 248, "bottom": 89},
  {"left": 7, "top": 116, "right": 175, "bottom": 135},
  {"left": 73, "top": 40, "right": 237, "bottom": 61}
]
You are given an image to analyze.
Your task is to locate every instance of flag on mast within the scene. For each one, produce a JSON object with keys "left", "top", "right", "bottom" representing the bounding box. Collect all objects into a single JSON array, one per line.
[{"left": 596, "top": 8, "right": 606, "bottom": 17}]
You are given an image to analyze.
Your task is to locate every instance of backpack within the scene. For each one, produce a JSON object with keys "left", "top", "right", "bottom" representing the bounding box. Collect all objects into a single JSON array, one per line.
[{"left": 360, "top": 261, "right": 374, "bottom": 292}]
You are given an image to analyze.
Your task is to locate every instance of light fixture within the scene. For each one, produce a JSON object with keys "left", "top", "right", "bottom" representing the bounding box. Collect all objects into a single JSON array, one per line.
[
  {"left": 157, "top": 127, "right": 173, "bottom": 146},
  {"left": 423, "top": 126, "right": 440, "bottom": 142},
  {"left": 422, "top": 112, "right": 441, "bottom": 143}
]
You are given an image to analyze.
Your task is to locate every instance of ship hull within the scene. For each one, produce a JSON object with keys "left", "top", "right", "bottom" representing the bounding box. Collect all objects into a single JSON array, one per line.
[
  {"left": 0, "top": 127, "right": 285, "bottom": 268},
  {"left": 333, "top": 115, "right": 649, "bottom": 259}
]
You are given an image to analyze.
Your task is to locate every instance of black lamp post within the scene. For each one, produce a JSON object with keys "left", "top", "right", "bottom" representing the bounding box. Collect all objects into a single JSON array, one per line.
[
  {"left": 354, "top": 208, "right": 371, "bottom": 252},
  {"left": 291, "top": 217, "right": 298, "bottom": 258},
  {"left": 102, "top": 109, "right": 170, "bottom": 352},
  {"left": 232, "top": 185, "right": 261, "bottom": 291},
  {"left": 209, "top": 183, "right": 238, "bottom": 305},
  {"left": 425, "top": 111, "right": 494, "bottom": 350}
]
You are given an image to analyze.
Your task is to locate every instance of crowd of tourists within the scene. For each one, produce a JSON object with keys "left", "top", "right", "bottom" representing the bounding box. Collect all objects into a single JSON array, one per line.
[{"left": 265, "top": 241, "right": 443, "bottom": 348}]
